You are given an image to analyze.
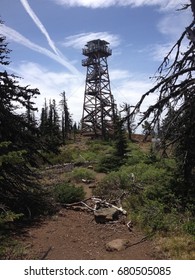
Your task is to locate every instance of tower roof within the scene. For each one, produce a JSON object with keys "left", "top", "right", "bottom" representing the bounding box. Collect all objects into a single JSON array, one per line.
[
  {"left": 85, "top": 39, "right": 109, "bottom": 47},
  {"left": 82, "top": 39, "right": 112, "bottom": 57}
]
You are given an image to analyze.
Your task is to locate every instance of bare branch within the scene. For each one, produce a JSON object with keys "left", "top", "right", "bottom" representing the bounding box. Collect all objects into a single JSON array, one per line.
[{"left": 191, "top": 0, "right": 195, "bottom": 18}]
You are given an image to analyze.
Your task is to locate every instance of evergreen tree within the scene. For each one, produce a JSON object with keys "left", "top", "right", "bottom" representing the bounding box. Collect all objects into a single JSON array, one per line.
[
  {"left": 39, "top": 98, "right": 61, "bottom": 152},
  {"left": 59, "top": 91, "right": 72, "bottom": 144},
  {"left": 114, "top": 116, "right": 128, "bottom": 159},
  {"left": 40, "top": 98, "right": 48, "bottom": 135},
  {"left": 0, "top": 22, "right": 51, "bottom": 218}
]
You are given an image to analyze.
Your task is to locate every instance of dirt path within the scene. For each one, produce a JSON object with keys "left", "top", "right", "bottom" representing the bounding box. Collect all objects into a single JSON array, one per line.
[
  {"left": 14, "top": 139, "right": 160, "bottom": 261},
  {"left": 16, "top": 167, "right": 159, "bottom": 260},
  {"left": 21, "top": 208, "right": 157, "bottom": 260}
]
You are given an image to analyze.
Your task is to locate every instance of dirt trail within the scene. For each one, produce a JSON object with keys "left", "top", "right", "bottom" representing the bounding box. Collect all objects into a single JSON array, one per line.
[
  {"left": 21, "top": 207, "right": 157, "bottom": 260},
  {"left": 19, "top": 139, "right": 158, "bottom": 260}
]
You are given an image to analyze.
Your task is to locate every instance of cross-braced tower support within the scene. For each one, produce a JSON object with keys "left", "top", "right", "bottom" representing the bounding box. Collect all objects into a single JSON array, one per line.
[{"left": 81, "top": 39, "right": 117, "bottom": 139}]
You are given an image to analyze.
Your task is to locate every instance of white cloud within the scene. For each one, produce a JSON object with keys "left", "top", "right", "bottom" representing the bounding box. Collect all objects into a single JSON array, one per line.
[
  {"left": 113, "top": 76, "right": 155, "bottom": 109},
  {"left": 63, "top": 32, "right": 121, "bottom": 49},
  {"left": 10, "top": 62, "right": 84, "bottom": 122},
  {"left": 134, "top": 4, "right": 191, "bottom": 64},
  {"left": 110, "top": 69, "right": 131, "bottom": 80},
  {"left": 157, "top": 9, "right": 192, "bottom": 39},
  {"left": 150, "top": 9, "right": 191, "bottom": 63},
  {"left": 150, "top": 42, "right": 174, "bottom": 62},
  {"left": 52, "top": 0, "right": 186, "bottom": 9}
]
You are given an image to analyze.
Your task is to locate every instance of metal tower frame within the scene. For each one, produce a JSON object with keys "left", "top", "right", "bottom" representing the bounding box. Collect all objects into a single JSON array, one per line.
[{"left": 81, "top": 39, "right": 116, "bottom": 139}]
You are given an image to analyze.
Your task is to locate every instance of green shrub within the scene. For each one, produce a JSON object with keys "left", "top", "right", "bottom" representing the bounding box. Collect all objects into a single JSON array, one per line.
[
  {"left": 94, "top": 170, "right": 135, "bottom": 199},
  {"left": 121, "top": 162, "right": 174, "bottom": 188},
  {"left": 126, "top": 144, "right": 147, "bottom": 165},
  {"left": 74, "top": 140, "right": 113, "bottom": 164},
  {"left": 0, "top": 210, "right": 23, "bottom": 227},
  {"left": 136, "top": 201, "right": 165, "bottom": 231},
  {"left": 86, "top": 139, "right": 114, "bottom": 152},
  {"left": 87, "top": 141, "right": 106, "bottom": 152},
  {"left": 94, "top": 172, "right": 122, "bottom": 199},
  {"left": 95, "top": 154, "right": 122, "bottom": 173},
  {"left": 134, "top": 201, "right": 179, "bottom": 233},
  {"left": 111, "top": 157, "right": 181, "bottom": 233},
  {"left": 71, "top": 167, "right": 95, "bottom": 182},
  {"left": 54, "top": 183, "right": 85, "bottom": 204},
  {"left": 183, "top": 220, "right": 195, "bottom": 236},
  {"left": 79, "top": 151, "right": 98, "bottom": 162},
  {"left": 42, "top": 148, "right": 75, "bottom": 165}
]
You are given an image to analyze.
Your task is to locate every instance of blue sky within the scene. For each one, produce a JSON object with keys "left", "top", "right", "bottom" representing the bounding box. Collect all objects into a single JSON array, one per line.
[{"left": 0, "top": 0, "right": 192, "bottom": 126}]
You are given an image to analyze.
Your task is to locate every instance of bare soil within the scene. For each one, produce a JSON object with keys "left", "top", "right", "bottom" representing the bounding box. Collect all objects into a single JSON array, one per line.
[{"left": 21, "top": 208, "right": 157, "bottom": 260}]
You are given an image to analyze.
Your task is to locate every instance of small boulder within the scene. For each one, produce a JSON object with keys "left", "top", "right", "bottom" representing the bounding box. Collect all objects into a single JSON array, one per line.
[
  {"left": 105, "top": 239, "right": 131, "bottom": 252},
  {"left": 94, "top": 207, "right": 119, "bottom": 223}
]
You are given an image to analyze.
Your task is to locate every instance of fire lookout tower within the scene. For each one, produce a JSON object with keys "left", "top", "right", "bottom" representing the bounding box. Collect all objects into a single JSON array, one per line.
[{"left": 81, "top": 39, "right": 116, "bottom": 139}]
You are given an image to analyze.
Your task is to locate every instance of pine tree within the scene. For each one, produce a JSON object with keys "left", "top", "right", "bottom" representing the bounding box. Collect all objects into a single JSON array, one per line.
[
  {"left": 114, "top": 116, "right": 128, "bottom": 159},
  {"left": 39, "top": 98, "right": 61, "bottom": 152},
  {"left": 40, "top": 98, "right": 48, "bottom": 135},
  {"left": 60, "top": 91, "right": 72, "bottom": 144},
  {"left": 0, "top": 21, "right": 51, "bottom": 218}
]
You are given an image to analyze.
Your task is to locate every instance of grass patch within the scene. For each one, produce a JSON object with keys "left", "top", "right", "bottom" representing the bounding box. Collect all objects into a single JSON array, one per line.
[
  {"left": 156, "top": 234, "right": 195, "bottom": 259},
  {"left": 0, "top": 231, "right": 28, "bottom": 260}
]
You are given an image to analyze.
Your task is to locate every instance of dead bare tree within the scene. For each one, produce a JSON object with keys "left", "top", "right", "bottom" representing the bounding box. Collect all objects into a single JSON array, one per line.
[{"left": 130, "top": 2, "right": 195, "bottom": 191}]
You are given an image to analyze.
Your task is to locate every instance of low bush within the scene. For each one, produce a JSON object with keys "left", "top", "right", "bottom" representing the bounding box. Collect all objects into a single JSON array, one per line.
[
  {"left": 94, "top": 169, "right": 137, "bottom": 200},
  {"left": 79, "top": 141, "right": 115, "bottom": 168},
  {"left": 134, "top": 201, "right": 179, "bottom": 232},
  {"left": 183, "top": 220, "right": 195, "bottom": 236},
  {"left": 0, "top": 235, "right": 26, "bottom": 260},
  {"left": 71, "top": 167, "right": 95, "bottom": 182},
  {"left": 42, "top": 148, "right": 75, "bottom": 165},
  {"left": 125, "top": 143, "right": 147, "bottom": 165},
  {"left": 54, "top": 183, "right": 85, "bottom": 204},
  {"left": 77, "top": 150, "right": 99, "bottom": 163},
  {"left": 0, "top": 210, "right": 23, "bottom": 228},
  {"left": 95, "top": 154, "right": 123, "bottom": 173},
  {"left": 93, "top": 171, "right": 123, "bottom": 199}
]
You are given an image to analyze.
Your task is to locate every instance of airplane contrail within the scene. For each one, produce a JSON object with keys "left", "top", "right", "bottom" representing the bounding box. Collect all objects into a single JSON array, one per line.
[
  {"left": 20, "top": 0, "right": 61, "bottom": 56},
  {"left": 0, "top": 24, "right": 82, "bottom": 76}
]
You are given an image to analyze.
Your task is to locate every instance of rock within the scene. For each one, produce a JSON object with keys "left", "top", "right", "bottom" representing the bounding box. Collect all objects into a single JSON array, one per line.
[
  {"left": 105, "top": 239, "right": 131, "bottom": 252},
  {"left": 94, "top": 207, "right": 119, "bottom": 223}
]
